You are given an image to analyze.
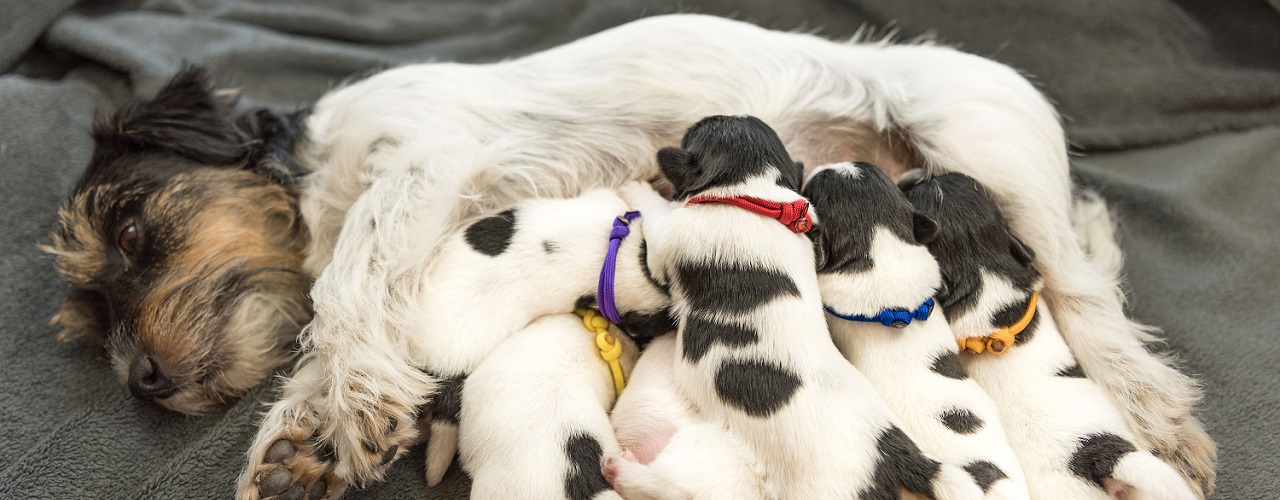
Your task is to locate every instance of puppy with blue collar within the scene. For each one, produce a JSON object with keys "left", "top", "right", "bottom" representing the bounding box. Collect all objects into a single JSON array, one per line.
[
  {"left": 902, "top": 173, "right": 1196, "bottom": 500},
  {"left": 613, "top": 115, "right": 981, "bottom": 499},
  {"left": 804, "top": 162, "right": 1030, "bottom": 499},
  {"left": 412, "top": 185, "right": 673, "bottom": 496}
]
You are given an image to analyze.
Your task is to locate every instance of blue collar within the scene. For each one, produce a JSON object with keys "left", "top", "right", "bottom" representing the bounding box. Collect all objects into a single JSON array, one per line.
[{"left": 824, "top": 297, "right": 935, "bottom": 329}]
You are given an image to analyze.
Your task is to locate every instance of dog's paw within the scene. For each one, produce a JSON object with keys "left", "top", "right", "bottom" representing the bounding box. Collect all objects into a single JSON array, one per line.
[
  {"left": 1160, "top": 414, "right": 1217, "bottom": 498},
  {"left": 316, "top": 363, "right": 435, "bottom": 486},
  {"left": 617, "top": 181, "right": 665, "bottom": 210},
  {"left": 238, "top": 401, "right": 344, "bottom": 500}
]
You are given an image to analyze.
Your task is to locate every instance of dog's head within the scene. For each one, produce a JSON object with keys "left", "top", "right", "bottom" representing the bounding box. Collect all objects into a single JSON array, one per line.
[
  {"left": 41, "top": 67, "right": 312, "bottom": 414},
  {"left": 657, "top": 115, "right": 804, "bottom": 200},
  {"left": 803, "top": 162, "right": 941, "bottom": 313},
  {"left": 901, "top": 172, "right": 1039, "bottom": 335}
]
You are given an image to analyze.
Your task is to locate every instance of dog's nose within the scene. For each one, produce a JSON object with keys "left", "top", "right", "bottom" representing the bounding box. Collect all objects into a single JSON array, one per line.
[{"left": 128, "top": 355, "right": 177, "bottom": 400}]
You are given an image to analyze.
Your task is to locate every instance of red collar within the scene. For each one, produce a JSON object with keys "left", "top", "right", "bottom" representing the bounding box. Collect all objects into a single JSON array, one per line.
[{"left": 686, "top": 195, "right": 814, "bottom": 233}]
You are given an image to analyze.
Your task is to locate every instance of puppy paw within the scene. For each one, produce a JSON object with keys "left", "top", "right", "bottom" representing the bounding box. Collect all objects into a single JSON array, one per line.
[
  {"left": 617, "top": 181, "right": 665, "bottom": 210},
  {"left": 601, "top": 450, "right": 637, "bottom": 487},
  {"left": 238, "top": 399, "right": 344, "bottom": 500}
]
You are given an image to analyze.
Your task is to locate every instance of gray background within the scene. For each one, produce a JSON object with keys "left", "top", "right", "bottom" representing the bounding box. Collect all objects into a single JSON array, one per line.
[{"left": 1, "top": 0, "right": 1277, "bottom": 498}]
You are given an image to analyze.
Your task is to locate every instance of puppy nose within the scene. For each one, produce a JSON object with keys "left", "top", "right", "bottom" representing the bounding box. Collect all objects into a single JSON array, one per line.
[{"left": 128, "top": 355, "right": 177, "bottom": 400}]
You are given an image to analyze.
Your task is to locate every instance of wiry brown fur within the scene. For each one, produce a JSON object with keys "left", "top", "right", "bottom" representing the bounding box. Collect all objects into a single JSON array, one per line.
[{"left": 42, "top": 68, "right": 312, "bottom": 414}]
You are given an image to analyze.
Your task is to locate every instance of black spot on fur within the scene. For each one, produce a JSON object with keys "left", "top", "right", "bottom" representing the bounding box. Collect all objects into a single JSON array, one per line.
[
  {"left": 963, "top": 460, "right": 1008, "bottom": 493},
  {"left": 423, "top": 373, "right": 465, "bottom": 424},
  {"left": 902, "top": 174, "right": 1041, "bottom": 323},
  {"left": 940, "top": 408, "right": 984, "bottom": 434},
  {"left": 990, "top": 297, "right": 1039, "bottom": 346},
  {"left": 464, "top": 209, "right": 517, "bottom": 256},
  {"left": 803, "top": 163, "right": 924, "bottom": 274},
  {"left": 713, "top": 359, "right": 802, "bottom": 417},
  {"left": 930, "top": 351, "right": 968, "bottom": 379},
  {"left": 618, "top": 309, "right": 676, "bottom": 345},
  {"left": 1057, "top": 363, "right": 1086, "bottom": 378},
  {"left": 658, "top": 115, "right": 798, "bottom": 200},
  {"left": 574, "top": 295, "right": 596, "bottom": 311},
  {"left": 676, "top": 262, "right": 800, "bottom": 315},
  {"left": 861, "top": 426, "right": 942, "bottom": 499},
  {"left": 1069, "top": 433, "right": 1137, "bottom": 488},
  {"left": 564, "top": 433, "right": 611, "bottom": 500},
  {"left": 681, "top": 314, "right": 760, "bottom": 363},
  {"left": 543, "top": 240, "right": 559, "bottom": 254}
]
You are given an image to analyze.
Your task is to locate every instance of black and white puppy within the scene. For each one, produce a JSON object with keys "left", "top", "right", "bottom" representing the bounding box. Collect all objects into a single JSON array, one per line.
[
  {"left": 804, "top": 162, "right": 1029, "bottom": 499},
  {"left": 902, "top": 173, "right": 1196, "bottom": 500},
  {"left": 614, "top": 116, "right": 980, "bottom": 498}
]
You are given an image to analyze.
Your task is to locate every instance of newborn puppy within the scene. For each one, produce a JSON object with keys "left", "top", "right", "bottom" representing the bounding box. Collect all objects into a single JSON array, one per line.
[
  {"left": 805, "top": 162, "right": 1029, "bottom": 499},
  {"left": 397, "top": 185, "right": 672, "bottom": 488},
  {"left": 902, "top": 173, "right": 1196, "bottom": 500},
  {"left": 461, "top": 313, "right": 639, "bottom": 500},
  {"left": 607, "top": 333, "right": 770, "bottom": 499},
  {"left": 613, "top": 115, "right": 980, "bottom": 499}
]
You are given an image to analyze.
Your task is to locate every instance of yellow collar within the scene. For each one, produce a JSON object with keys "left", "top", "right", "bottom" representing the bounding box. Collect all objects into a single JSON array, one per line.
[
  {"left": 575, "top": 309, "right": 626, "bottom": 397},
  {"left": 957, "top": 291, "right": 1038, "bottom": 354}
]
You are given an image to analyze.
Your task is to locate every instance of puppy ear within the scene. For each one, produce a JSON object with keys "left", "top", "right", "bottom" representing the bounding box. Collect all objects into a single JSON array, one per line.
[
  {"left": 234, "top": 107, "right": 309, "bottom": 186},
  {"left": 935, "top": 276, "right": 952, "bottom": 303},
  {"left": 782, "top": 161, "right": 805, "bottom": 191},
  {"left": 92, "top": 66, "right": 250, "bottom": 166},
  {"left": 809, "top": 226, "right": 829, "bottom": 270},
  {"left": 911, "top": 211, "right": 940, "bottom": 245},
  {"left": 1010, "top": 235, "right": 1036, "bottom": 266},
  {"left": 658, "top": 147, "right": 702, "bottom": 196}
]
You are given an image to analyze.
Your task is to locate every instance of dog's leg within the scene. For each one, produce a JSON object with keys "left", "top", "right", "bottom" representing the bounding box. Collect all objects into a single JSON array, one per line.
[
  {"left": 237, "top": 354, "right": 345, "bottom": 500},
  {"left": 879, "top": 45, "right": 1214, "bottom": 494}
]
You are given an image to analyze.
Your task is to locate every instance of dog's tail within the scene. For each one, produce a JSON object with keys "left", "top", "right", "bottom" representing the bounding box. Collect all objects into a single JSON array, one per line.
[{"left": 1106, "top": 451, "right": 1200, "bottom": 500}]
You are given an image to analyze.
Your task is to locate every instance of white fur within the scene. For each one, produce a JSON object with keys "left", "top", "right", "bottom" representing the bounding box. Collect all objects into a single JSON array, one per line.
[
  {"left": 619, "top": 177, "right": 980, "bottom": 499},
  {"left": 460, "top": 314, "right": 637, "bottom": 499},
  {"left": 608, "top": 334, "right": 770, "bottom": 500},
  {"left": 956, "top": 274, "right": 1195, "bottom": 500},
  {"left": 241, "top": 14, "right": 1211, "bottom": 497},
  {"left": 823, "top": 227, "right": 1030, "bottom": 499}
]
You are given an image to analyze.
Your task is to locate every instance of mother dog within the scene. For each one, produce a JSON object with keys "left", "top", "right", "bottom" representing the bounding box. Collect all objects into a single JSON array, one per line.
[{"left": 44, "top": 14, "right": 1213, "bottom": 498}]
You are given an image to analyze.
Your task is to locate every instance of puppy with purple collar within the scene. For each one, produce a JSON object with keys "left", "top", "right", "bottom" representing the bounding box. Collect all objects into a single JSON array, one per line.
[
  {"left": 614, "top": 115, "right": 981, "bottom": 499},
  {"left": 902, "top": 173, "right": 1196, "bottom": 500},
  {"left": 803, "top": 162, "right": 1030, "bottom": 499}
]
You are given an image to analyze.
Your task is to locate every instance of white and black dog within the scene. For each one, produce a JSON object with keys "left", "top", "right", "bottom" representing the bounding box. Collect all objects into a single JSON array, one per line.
[
  {"left": 40, "top": 12, "right": 1209, "bottom": 498},
  {"left": 804, "top": 162, "right": 1029, "bottom": 499},
  {"left": 242, "top": 186, "right": 671, "bottom": 499},
  {"left": 613, "top": 115, "right": 981, "bottom": 499},
  {"left": 902, "top": 173, "right": 1197, "bottom": 500}
]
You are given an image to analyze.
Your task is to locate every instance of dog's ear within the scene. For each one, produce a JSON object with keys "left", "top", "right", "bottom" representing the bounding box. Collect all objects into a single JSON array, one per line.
[
  {"left": 781, "top": 161, "right": 805, "bottom": 191},
  {"left": 1010, "top": 235, "right": 1036, "bottom": 266},
  {"left": 93, "top": 66, "right": 250, "bottom": 166},
  {"left": 912, "top": 211, "right": 940, "bottom": 245},
  {"left": 658, "top": 147, "right": 708, "bottom": 198},
  {"left": 234, "top": 107, "right": 309, "bottom": 186},
  {"left": 810, "top": 225, "right": 829, "bottom": 270}
]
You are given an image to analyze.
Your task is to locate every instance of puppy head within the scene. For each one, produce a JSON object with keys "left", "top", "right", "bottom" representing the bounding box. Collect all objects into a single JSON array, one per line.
[
  {"left": 901, "top": 173, "right": 1039, "bottom": 329},
  {"left": 804, "top": 162, "right": 941, "bottom": 312},
  {"left": 41, "top": 67, "right": 312, "bottom": 414},
  {"left": 657, "top": 115, "right": 803, "bottom": 199}
]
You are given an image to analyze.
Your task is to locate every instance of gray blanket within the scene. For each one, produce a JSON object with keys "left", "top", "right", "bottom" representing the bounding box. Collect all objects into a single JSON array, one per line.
[{"left": 1, "top": 1, "right": 1276, "bottom": 498}]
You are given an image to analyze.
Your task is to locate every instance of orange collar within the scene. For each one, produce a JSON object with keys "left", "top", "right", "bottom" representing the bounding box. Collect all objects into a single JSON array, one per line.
[{"left": 957, "top": 291, "right": 1038, "bottom": 354}]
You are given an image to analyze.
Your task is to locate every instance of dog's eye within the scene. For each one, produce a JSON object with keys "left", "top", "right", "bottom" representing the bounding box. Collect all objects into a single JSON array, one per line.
[{"left": 117, "top": 220, "right": 139, "bottom": 256}]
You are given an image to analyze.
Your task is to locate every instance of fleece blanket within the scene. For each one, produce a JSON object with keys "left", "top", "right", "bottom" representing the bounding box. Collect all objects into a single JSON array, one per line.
[{"left": 1, "top": 0, "right": 1276, "bottom": 498}]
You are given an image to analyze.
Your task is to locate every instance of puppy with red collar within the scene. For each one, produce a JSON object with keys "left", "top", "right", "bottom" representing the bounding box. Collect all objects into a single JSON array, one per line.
[
  {"left": 902, "top": 173, "right": 1196, "bottom": 500},
  {"left": 804, "top": 162, "right": 1030, "bottom": 499},
  {"left": 612, "top": 115, "right": 981, "bottom": 499}
]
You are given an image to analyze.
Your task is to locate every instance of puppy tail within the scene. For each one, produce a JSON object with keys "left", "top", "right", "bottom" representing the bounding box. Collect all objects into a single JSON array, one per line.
[
  {"left": 424, "top": 420, "right": 459, "bottom": 486},
  {"left": 929, "top": 463, "right": 985, "bottom": 500},
  {"left": 1107, "top": 452, "right": 1200, "bottom": 500}
]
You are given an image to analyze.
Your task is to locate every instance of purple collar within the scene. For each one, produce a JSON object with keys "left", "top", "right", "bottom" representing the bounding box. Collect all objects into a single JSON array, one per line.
[{"left": 598, "top": 211, "right": 641, "bottom": 324}]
